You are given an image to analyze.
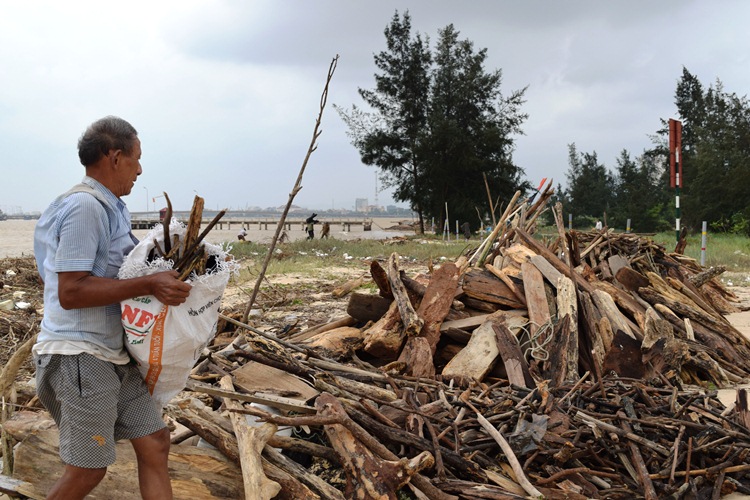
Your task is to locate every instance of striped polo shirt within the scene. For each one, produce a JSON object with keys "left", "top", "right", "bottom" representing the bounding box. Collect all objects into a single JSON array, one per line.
[{"left": 33, "top": 176, "right": 138, "bottom": 363}]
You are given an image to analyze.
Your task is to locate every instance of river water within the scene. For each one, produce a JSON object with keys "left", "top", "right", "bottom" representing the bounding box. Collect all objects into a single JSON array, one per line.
[{"left": 0, "top": 217, "right": 413, "bottom": 259}]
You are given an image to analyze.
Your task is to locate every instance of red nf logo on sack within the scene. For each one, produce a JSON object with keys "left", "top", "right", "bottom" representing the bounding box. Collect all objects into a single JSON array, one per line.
[{"left": 122, "top": 304, "right": 157, "bottom": 337}]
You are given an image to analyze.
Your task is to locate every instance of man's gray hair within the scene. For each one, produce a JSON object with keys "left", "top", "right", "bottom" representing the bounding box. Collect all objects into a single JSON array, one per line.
[{"left": 78, "top": 116, "right": 138, "bottom": 167}]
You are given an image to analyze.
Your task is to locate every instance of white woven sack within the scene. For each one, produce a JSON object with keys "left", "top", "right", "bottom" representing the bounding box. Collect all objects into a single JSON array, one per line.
[{"left": 118, "top": 218, "right": 238, "bottom": 409}]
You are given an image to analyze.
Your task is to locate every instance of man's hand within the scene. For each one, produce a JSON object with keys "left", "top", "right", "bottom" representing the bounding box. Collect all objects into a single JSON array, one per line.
[{"left": 149, "top": 271, "right": 192, "bottom": 306}]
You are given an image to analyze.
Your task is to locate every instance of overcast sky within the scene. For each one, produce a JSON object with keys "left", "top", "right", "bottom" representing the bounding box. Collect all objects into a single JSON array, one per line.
[{"left": 2, "top": 1, "right": 749, "bottom": 214}]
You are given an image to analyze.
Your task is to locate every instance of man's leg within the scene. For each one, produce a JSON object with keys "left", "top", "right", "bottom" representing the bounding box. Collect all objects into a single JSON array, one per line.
[
  {"left": 45, "top": 465, "right": 106, "bottom": 500},
  {"left": 131, "top": 427, "right": 172, "bottom": 500}
]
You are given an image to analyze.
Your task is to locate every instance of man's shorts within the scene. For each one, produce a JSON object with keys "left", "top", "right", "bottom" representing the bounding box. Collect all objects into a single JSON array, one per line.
[{"left": 35, "top": 353, "right": 166, "bottom": 468}]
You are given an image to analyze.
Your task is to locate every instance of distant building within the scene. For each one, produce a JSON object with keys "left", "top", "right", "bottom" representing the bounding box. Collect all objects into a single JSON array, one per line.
[{"left": 355, "top": 198, "right": 369, "bottom": 213}]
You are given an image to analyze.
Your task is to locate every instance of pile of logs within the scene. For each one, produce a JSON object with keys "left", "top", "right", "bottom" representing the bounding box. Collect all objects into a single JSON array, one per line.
[{"left": 5, "top": 185, "right": 750, "bottom": 498}]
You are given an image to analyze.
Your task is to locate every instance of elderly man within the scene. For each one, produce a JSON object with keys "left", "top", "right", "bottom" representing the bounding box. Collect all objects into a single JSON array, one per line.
[{"left": 33, "top": 116, "right": 191, "bottom": 499}]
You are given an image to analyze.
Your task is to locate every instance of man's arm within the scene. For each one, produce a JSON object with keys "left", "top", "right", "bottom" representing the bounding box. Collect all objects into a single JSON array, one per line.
[{"left": 58, "top": 270, "right": 191, "bottom": 310}]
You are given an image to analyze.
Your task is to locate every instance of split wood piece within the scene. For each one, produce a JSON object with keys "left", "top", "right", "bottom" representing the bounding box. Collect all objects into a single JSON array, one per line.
[
  {"left": 301, "top": 326, "right": 364, "bottom": 355},
  {"left": 400, "top": 271, "right": 465, "bottom": 311},
  {"left": 551, "top": 201, "right": 570, "bottom": 266},
  {"left": 0, "top": 474, "right": 30, "bottom": 497},
  {"left": 441, "top": 319, "right": 499, "bottom": 383},
  {"left": 461, "top": 269, "right": 525, "bottom": 309},
  {"left": 516, "top": 228, "right": 595, "bottom": 295},
  {"left": 11, "top": 426, "right": 243, "bottom": 499},
  {"left": 369, "top": 259, "right": 394, "bottom": 299},
  {"left": 219, "top": 375, "right": 281, "bottom": 499},
  {"left": 332, "top": 275, "right": 367, "bottom": 298},
  {"left": 607, "top": 254, "right": 630, "bottom": 277},
  {"left": 578, "top": 290, "right": 606, "bottom": 374},
  {"left": 542, "top": 315, "right": 574, "bottom": 386},
  {"left": 522, "top": 261, "right": 551, "bottom": 347},
  {"left": 387, "top": 252, "right": 423, "bottom": 336},
  {"left": 591, "top": 289, "right": 638, "bottom": 340},
  {"left": 362, "top": 300, "right": 405, "bottom": 359},
  {"left": 399, "top": 336, "right": 436, "bottom": 378},
  {"left": 0, "top": 333, "right": 36, "bottom": 400},
  {"left": 315, "top": 392, "right": 436, "bottom": 499},
  {"left": 556, "top": 275, "right": 579, "bottom": 383},
  {"left": 484, "top": 263, "right": 526, "bottom": 306},
  {"left": 529, "top": 254, "right": 563, "bottom": 290},
  {"left": 346, "top": 292, "right": 392, "bottom": 322},
  {"left": 594, "top": 280, "right": 647, "bottom": 332},
  {"left": 493, "top": 318, "right": 535, "bottom": 388}
]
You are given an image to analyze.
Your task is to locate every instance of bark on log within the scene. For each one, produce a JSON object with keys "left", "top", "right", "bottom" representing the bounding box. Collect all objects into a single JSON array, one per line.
[
  {"left": 362, "top": 300, "right": 405, "bottom": 359},
  {"left": 387, "top": 253, "right": 424, "bottom": 336},
  {"left": 346, "top": 292, "right": 392, "bottom": 322},
  {"left": 370, "top": 260, "right": 394, "bottom": 299},
  {"left": 415, "top": 262, "right": 460, "bottom": 353}
]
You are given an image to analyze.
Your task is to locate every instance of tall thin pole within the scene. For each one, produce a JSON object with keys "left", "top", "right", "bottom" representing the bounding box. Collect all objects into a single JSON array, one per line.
[
  {"left": 669, "top": 119, "right": 683, "bottom": 243},
  {"left": 700, "top": 221, "right": 707, "bottom": 266}
]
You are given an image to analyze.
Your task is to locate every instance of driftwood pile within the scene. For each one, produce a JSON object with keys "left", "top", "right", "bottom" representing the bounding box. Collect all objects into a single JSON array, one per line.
[{"left": 4, "top": 186, "right": 750, "bottom": 498}]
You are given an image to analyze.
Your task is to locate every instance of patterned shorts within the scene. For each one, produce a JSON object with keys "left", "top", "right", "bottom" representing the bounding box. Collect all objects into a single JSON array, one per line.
[{"left": 35, "top": 353, "right": 166, "bottom": 468}]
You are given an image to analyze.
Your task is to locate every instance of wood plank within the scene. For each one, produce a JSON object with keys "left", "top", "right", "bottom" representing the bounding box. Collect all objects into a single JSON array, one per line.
[
  {"left": 556, "top": 275, "right": 579, "bottom": 383},
  {"left": 522, "top": 261, "right": 551, "bottom": 343},
  {"left": 232, "top": 361, "right": 318, "bottom": 402},
  {"left": 529, "top": 255, "right": 563, "bottom": 288}
]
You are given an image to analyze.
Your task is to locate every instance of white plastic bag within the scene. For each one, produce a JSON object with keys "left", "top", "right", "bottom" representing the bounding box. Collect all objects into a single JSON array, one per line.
[{"left": 118, "top": 218, "right": 238, "bottom": 409}]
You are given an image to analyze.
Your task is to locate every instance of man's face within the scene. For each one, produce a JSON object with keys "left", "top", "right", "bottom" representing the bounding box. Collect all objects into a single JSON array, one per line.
[{"left": 113, "top": 137, "right": 142, "bottom": 197}]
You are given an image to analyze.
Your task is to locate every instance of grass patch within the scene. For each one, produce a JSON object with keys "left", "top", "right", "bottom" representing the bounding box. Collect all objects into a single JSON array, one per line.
[
  {"left": 228, "top": 235, "right": 473, "bottom": 277},
  {"left": 651, "top": 231, "right": 750, "bottom": 272}
]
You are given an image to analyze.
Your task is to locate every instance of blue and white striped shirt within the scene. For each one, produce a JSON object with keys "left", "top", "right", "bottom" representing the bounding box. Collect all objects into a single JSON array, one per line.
[{"left": 34, "top": 176, "right": 138, "bottom": 362}]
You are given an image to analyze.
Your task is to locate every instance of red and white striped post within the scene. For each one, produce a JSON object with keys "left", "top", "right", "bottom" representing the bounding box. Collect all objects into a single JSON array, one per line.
[{"left": 669, "top": 119, "right": 683, "bottom": 243}]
